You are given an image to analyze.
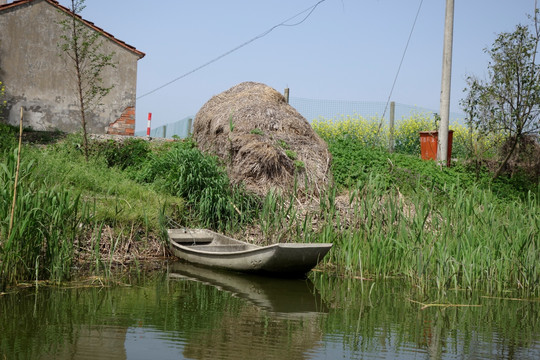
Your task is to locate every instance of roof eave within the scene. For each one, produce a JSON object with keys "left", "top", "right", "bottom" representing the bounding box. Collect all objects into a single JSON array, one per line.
[{"left": 0, "top": 0, "right": 145, "bottom": 59}]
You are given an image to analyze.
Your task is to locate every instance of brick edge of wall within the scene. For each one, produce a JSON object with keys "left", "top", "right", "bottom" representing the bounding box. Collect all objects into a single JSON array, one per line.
[{"left": 107, "top": 107, "right": 135, "bottom": 136}]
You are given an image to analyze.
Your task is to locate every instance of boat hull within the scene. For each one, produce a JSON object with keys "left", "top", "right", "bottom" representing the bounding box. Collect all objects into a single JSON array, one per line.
[{"left": 168, "top": 229, "right": 332, "bottom": 277}]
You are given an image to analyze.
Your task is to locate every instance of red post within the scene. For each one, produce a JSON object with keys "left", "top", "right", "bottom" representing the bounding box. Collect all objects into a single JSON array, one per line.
[{"left": 146, "top": 113, "right": 152, "bottom": 137}]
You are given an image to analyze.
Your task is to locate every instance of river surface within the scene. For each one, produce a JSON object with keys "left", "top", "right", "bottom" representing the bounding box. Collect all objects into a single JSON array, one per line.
[{"left": 1, "top": 262, "right": 539, "bottom": 359}]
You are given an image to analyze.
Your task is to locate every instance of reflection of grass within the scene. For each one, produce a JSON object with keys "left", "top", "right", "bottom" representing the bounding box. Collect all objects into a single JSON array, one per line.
[
  {"left": 2, "top": 266, "right": 539, "bottom": 359},
  {"left": 0, "top": 274, "right": 321, "bottom": 359},
  {"left": 311, "top": 272, "right": 540, "bottom": 355}
]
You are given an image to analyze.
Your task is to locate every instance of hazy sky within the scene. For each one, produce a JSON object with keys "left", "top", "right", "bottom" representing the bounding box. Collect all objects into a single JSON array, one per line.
[{"left": 59, "top": 0, "right": 538, "bottom": 132}]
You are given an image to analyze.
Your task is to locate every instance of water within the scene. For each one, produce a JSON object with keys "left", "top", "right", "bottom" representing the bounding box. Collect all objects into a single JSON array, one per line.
[{"left": 1, "top": 262, "right": 539, "bottom": 359}]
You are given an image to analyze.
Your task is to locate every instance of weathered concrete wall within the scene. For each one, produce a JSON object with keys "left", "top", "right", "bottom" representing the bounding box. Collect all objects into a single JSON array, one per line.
[{"left": 0, "top": 0, "right": 141, "bottom": 134}]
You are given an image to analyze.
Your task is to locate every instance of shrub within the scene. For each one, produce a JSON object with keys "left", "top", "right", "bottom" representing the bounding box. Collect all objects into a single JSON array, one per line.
[
  {"left": 135, "top": 140, "right": 259, "bottom": 231},
  {"left": 0, "top": 123, "right": 17, "bottom": 155},
  {"left": 393, "top": 112, "right": 435, "bottom": 154},
  {"left": 312, "top": 114, "right": 387, "bottom": 148},
  {"left": 312, "top": 112, "right": 498, "bottom": 162},
  {"left": 89, "top": 138, "right": 150, "bottom": 170}
]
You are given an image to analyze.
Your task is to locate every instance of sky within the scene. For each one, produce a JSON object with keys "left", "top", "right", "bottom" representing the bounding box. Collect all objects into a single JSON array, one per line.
[{"left": 57, "top": 0, "right": 539, "bottom": 132}]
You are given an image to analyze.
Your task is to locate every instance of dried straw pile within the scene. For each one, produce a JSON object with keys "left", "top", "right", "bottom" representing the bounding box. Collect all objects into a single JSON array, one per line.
[{"left": 193, "top": 82, "right": 332, "bottom": 197}]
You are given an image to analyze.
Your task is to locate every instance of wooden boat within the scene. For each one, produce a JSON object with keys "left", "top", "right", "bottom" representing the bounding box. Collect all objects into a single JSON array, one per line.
[{"left": 168, "top": 228, "right": 332, "bottom": 277}]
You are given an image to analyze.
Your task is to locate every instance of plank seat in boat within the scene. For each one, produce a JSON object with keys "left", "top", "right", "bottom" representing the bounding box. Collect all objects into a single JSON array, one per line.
[
  {"left": 168, "top": 232, "right": 213, "bottom": 244},
  {"left": 189, "top": 244, "right": 256, "bottom": 252}
]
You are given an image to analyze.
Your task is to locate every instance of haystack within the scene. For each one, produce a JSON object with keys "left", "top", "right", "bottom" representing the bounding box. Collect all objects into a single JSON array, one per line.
[{"left": 193, "top": 82, "right": 331, "bottom": 197}]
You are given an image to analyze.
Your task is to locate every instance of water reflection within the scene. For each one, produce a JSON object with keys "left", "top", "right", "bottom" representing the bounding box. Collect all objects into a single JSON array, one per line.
[
  {"left": 166, "top": 261, "right": 327, "bottom": 359},
  {"left": 167, "top": 261, "right": 328, "bottom": 317},
  {"left": 310, "top": 273, "right": 540, "bottom": 359},
  {"left": 1, "top": 269, "right": 540, "bottom": 359},
  {"left": 38, "top": 326, "right": 128, "bottom": 360}
]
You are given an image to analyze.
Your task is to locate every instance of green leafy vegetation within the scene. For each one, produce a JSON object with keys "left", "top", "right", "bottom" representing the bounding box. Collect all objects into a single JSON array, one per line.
[
  {"left": 326, "top": 138, "right": 536, "bottom": 200},
  {"left": 250, "top": 128, "right": 264, "bottom": 136},
  {"left": 0, "top": 128, "right": 538, "bottom": 294},
  {"left": 0, "top": 133, "right": 183, "bottom": 289},
  {"left": 0, "top": 123, "right": 18, "bottom": 153},
  {"left": 313, "top": 176, "right": 539, "bottom": 294},
  {"left": 88, "top": 138, "right": 151, "bottom": 170},
  {"left": 462, "top": 10, "right": 540, "bottom": 179},
  {"left": 133, "top": 139, "right": 259, "bottom": 231},
  {"left": 285, "top": 149, "right": 297, "bottom": 160},
  {"left": 0, "top": 149, "right": 88, "bottom": 289},
  {"left": 294, "top": 160, "right": 305, "bottom": 171},
  {"left": 298, "top": 125, "right": 538, "bottom": 293},
  {"left": 276, "top": 139, "right": 290, "bottom": 149}
]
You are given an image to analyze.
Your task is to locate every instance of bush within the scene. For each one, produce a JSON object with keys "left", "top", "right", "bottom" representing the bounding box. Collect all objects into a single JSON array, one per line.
[
  {"left": 135, "top": 140, "right": 259, "bottom": 231},
  {"left": 393, "top": 112, "right": 434, "bottom": 154},
  {"left": 89, "top": 138, "right": 150, "bottom": 170},
  {"left": 0, "top": 123, "right": 17, "bottom": 155},
  {"left": 312, "top": 112, "right": 504, "bottom": 163},
  {"left": 327, "top": 136, "right": 537, "bottom": 201},
  {"left": 312, "top": 114, "right": 387, "bottom": 148}
]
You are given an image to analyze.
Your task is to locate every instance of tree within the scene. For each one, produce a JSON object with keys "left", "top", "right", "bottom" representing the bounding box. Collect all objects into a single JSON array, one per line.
[
  {"left": 58, "top": 0, "right": 116, "bottom": 160},
  {"left": 461, "top": 6, "right": 540, "bottom": 180}
]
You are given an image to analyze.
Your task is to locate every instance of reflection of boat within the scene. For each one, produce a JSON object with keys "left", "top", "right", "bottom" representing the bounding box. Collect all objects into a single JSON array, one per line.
[
  {"left": 168, "top": 261, "right": 328, "bottom": 316},
  {"left": 168, "top": 228, "right": 332, "bottom": 277}
]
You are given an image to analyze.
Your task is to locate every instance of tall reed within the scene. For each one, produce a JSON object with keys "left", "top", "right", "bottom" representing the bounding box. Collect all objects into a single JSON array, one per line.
[
  {"left": 0, "top": 149, "right": 89, "bottom": 289},
  {"left": 317, "top": 178, "right": 540, "bottom": 293},
  {"left": 256, "top": 171, "right": 539, "bottom": 294}
]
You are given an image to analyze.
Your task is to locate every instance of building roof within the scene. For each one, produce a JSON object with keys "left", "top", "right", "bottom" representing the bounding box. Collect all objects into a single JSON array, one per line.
[{"left": 0, "top": 0, "right": 145, "bottom": 59}]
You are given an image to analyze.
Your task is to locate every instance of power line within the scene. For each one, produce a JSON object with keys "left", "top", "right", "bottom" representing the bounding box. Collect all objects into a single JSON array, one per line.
[
  {"left": 381, "top": 0, "right": 424, "bottom": 120},
  {"left": 137, "top": 0, "right": 328, "bottom": 100}
]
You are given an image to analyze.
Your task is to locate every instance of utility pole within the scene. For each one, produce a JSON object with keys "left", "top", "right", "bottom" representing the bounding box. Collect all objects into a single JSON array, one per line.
[{"left": 438, "top": 0, "right": 454, "bottom": 166}]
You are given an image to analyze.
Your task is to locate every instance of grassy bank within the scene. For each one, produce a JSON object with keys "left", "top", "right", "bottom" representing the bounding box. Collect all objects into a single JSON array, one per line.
[{"left": 0, "top": 123, "right": 538, "bottom": 294}]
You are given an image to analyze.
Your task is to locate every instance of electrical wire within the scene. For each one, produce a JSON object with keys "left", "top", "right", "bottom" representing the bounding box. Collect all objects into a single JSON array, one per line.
[
  {"left": 380, "top": 0, "right": 424, "bottom": 121},
  {"left": 137, "top": 0, "right": 328, "bottom": 100}
]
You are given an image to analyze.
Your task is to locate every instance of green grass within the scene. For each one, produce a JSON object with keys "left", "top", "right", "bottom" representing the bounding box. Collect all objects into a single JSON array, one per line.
[
  {"left": 256, "top": 171, "right": 539, "bottom": 294},
  {"left": 29, "top": 144, "right": 182, "bottom": 228},
  {"left": 133, "top": 139, "right": 260, "bottom": 231},
  {"left": 326, "top": 137, "right": 537, "bottom": 201},
  {"left": 1, "top": 127, "right": 538, "bottom": 294},
  {"left": 0, "top": 134, "right": 183, "bottom": 288},
  {"left": 250, "top": 138, "right": 539, "bottom": 293},
  {"left": 0, "top": 148, "right": 88, "bottom": 289},
  {"left": 321, "top": 179, "right": 539, "bottom": 293},
  {"left": 0, "top": 123, "right": 18, "bottom": 153}
]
